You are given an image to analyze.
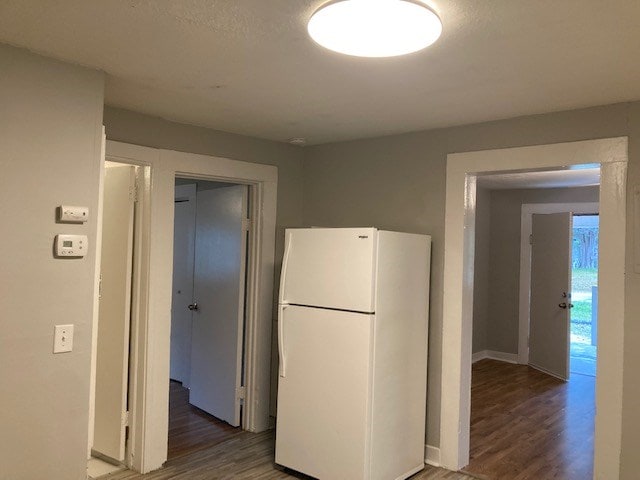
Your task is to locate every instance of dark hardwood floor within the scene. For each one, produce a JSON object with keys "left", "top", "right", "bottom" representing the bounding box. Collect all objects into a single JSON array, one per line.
[
  {"left": 463, "top": 359, "right": 595, "bottom": 480},
  {"left": 106, "top": 380, "right": 477, "bottom": 480},
  {"left": 167, "top": 380, "right": 243, "bottom": 459}
]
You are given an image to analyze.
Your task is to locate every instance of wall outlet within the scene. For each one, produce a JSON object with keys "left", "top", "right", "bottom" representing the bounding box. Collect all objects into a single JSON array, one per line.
[{"left": 53, "top": 324, "right": 74, "bottom": 353}]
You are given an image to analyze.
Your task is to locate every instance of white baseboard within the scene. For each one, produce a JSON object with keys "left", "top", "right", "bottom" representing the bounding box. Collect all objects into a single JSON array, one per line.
[
  {"left": 528, "top": 362, "right": 567, "bottom": 381},
  {"left": 424, "top": 444, "right": 440, "bottom": 467},
  {"left": 472, "top": 349, "right": 518, "bottom": 364}
]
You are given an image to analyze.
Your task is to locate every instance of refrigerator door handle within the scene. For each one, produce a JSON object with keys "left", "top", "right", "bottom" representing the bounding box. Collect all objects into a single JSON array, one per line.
[
  {"left": 278, "top": 232, "right": 293, "bottom": 304},
  {"left": 278, "top": 304, "right": 287, "bottom": 377}
]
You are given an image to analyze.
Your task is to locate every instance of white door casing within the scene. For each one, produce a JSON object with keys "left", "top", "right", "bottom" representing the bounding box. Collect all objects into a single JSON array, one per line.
[
  {"left": 105, "top": 140, "right": 277, "bottom": 473},
  {"left": 189, "top": 185, "right": 248, "bottom": 426},
  {"left": 93, "top": 164, "right": 136, "bottom": 462},
  {"left": 441, "top": 137, "right": 627, "bottom": 478},
  {"left": 170, "top": 184, "right": 197, "bottom": 385},
  {"left": 528, "top": 213, "right": 572, "bottom": 380}
]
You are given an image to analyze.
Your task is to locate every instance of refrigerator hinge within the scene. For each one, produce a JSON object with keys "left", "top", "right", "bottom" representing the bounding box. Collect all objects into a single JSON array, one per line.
[
  {"left": 236, "top": 385, "right": 246, "bottom": 404},
  {"left": 529, "top": 234, "right": 533, "bottom": 245},
  {"left": 242, "top": 218, "right": 251, "bottom": 232},
  {"left": 122, "top": 410, "right": 130, "bottom": 427}
]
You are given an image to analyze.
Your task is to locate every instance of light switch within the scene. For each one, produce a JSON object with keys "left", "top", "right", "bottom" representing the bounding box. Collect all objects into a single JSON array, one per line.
[{"left": 53, "top": 324, "right": 74, "bottom": 353}]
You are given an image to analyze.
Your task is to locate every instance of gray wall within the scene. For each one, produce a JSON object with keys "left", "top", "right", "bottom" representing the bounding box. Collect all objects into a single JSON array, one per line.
[
  {"left": 472, "top": 187, "right": 491, "bottom": 353},
  {"left": 473, "top": 186, "right": 599, "bottom": 355},
  {"left": 0, "top": 45, "right": 104, "bottom": 479},
  {"left": 302, "top": 101, "right": 640, "bottom": 459}
]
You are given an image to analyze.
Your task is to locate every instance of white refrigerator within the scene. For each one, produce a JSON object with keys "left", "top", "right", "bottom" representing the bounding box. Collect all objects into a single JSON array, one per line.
[{"left": 275, "top": 227, "right": 431, "bottom": 480}]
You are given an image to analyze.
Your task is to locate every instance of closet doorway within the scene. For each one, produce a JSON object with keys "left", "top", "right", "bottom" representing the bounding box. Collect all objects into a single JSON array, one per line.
[{"left": 168, "top": 179, "right": 250, "bottom": 458}]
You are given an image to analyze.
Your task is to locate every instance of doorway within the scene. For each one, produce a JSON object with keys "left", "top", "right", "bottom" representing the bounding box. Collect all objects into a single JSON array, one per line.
[
  {"left": 168, "top": 178, "right": 250, "bottom": 459},
  {"left": 466, "top": 183, "right": 600, "bottom": 478},
  {"left": 104, "top": 140, "right": 278, "bottom": 474},
  {"left": 440, "top": 137, "right": 627, "bottom": 478},
  {"left": 570, "top": 214, "right": 599, "bottom": 378},
  {"left": 517, "top": 202, "right": 600, "bottom": 380}
]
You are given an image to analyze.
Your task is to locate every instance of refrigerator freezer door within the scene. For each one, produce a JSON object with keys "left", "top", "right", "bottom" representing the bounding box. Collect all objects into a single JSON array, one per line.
[
  {"left": 279, "top": 228, "right": 377, "bottom": 312},
  {"left": 275, "top": 305, "right": 373, "bottom": 479}
]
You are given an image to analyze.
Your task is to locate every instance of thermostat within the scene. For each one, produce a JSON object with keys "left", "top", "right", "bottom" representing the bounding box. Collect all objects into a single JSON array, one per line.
[
  {"left": 55, "top": 234, "right": 88, "bottom": 258},
  {"left": 58, "top": 205, "right": 89, "bottom": 223}
]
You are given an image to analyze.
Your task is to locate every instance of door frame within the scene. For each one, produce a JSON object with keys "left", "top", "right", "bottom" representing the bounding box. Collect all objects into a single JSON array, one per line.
[
  {"left": 518, "top": 202, "right": 599, "bottom": 365},
  {"left": 440, "top": 137, "right": 628, "bottom": 479},
  {"left": 103, "top": 140, "right": 278, "bottom": 474}
]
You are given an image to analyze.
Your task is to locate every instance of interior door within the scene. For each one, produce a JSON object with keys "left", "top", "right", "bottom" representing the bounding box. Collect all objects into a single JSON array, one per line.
[
  {"left": 170, "top": 183, "right": 197, "bottom": 385},
  {"left": 189, "top": 185, "right": 248, "bottom": 426},
  {"left": 93, "top": 164, "right": 136, "bottom": 461},
  {"left": 529, "top": 212, "right": 572, "bottom": 380}
]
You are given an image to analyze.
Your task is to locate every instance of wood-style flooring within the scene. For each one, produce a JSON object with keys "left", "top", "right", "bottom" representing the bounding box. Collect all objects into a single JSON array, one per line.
[
  {"left": 463, "top": 359, "right": 595, "bottom": 480},
  {"left": 107, "top": 381, "right": 477, "bottom": 480},
  {"left": 167, "top": 380, "right": 243, "bottom": 459}
]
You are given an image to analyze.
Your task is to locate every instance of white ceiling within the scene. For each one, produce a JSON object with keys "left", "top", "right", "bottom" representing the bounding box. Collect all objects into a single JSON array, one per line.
[
  {"left": 1, "top": 1, "right": 639, "bottom": 145},
  {"left": 477, "top": 168, "right": 600, "bottom": 190}
]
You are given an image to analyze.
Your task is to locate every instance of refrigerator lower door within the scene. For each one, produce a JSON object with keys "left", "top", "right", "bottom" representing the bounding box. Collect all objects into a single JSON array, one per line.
[{"left": 276, "top": 305, "right": 374, "bottom": 480}]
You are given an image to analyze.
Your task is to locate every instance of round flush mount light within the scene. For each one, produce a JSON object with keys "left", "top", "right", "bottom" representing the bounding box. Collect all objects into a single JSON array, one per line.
[{"left": 307, "top": 0, "right": 442, "bottom": 58}]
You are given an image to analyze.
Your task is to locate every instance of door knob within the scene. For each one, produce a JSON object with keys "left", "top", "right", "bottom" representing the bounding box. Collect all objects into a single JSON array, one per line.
[
  {"left": 558, "top": 302, "right": 574, "bottom": 309},
  {"left": 188, "top": 303, "right": 199, "bottom": 311}
]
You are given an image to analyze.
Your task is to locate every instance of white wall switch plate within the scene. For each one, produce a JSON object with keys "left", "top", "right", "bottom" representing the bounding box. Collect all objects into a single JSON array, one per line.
[
  {"left": 58, "top": 205, "right": 89, "bottom": 223},
  {"left": 53, "top": 324, "right": 74, "bottom": 353}
]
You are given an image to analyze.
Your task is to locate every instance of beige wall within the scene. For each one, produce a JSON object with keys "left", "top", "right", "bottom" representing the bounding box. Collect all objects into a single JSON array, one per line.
[
  {"left": 475, "top": 186, "right": 599, "bottom": 355},
  {"left": 303, "top": 101, "right": 640, "bottom": 463},
  {"left": 0, "top": 45, "right": 104, "bottom": 479}
]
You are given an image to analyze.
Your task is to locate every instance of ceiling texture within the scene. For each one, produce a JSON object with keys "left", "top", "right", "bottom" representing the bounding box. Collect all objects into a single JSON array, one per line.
[{"left": 1, "top": 1, "right": 640, "bottom": 145}]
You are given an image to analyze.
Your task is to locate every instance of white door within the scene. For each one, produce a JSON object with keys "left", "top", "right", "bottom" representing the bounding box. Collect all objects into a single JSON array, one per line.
[
  {"left": 93, "top": 164, "right": 136, "bottom": 461},
  {"left": 189, "top": 185, "right": 248, "bottom": 426},
  {"left": 529, "top": 212, "right": 573, "bottom": 380},
  {"left": 170, "top": 184, "right": 197, "bottom": 385},
  {"left": 275, "top": 305, "right": 373, "bottom": 479},
  {"left": 280, "top": 228, "right": 377, "bottom": 312}
]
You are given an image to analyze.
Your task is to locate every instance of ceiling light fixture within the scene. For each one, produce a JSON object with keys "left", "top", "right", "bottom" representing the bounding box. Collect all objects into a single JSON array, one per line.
[{"left": 307, "top": 0, "right": 442, "bottom": 58}]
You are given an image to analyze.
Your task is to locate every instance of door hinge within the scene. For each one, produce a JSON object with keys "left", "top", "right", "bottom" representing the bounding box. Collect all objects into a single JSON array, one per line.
[
  {"left": 122, "top": 410, "right": 130, "bottom": 427},
  {"left": 98, "top": 273, "right": 103, "bottom": 299},
  {"left": 129, "top": 184, "right": 139, "bottom": 203},
  {"left": 529, "top": 234, "right": 533, "bottom": 245},
  {"left": 242, "top": 218, "right": 251, "bottom": 231},
  {"left": 236, "top": 386, "right": 246, "bottom": 403}
]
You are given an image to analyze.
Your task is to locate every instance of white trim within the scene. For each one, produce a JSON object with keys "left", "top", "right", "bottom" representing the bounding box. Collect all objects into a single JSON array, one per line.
[
  {"left": 471, "top": 350, "right": 487, "bottom": 363},
  {"left": 529, "top": 362, "right": 569, "bottom": 381},
  {"left": 472, "top": 350, "right": 518, "bottom": 364},
  {"left": 103, "top": 141, "right": 278, "bottom": 473},
  {"left": 441, "top": 137, "right": 627, "bottom": 479},
  {"left": 88, "top": 127, "right": 106, "bottom": 457},
  {"left": 425, "top": 444, "right": 441, "bottom": 467},
  {"left": 518, "top": 202, "right": 599, "bottom": 365}
]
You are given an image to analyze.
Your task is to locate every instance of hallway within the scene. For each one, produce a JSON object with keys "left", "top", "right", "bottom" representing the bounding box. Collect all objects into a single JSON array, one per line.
[{"left": 464, "top": 359, "right": 595, "bottom": 479}]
